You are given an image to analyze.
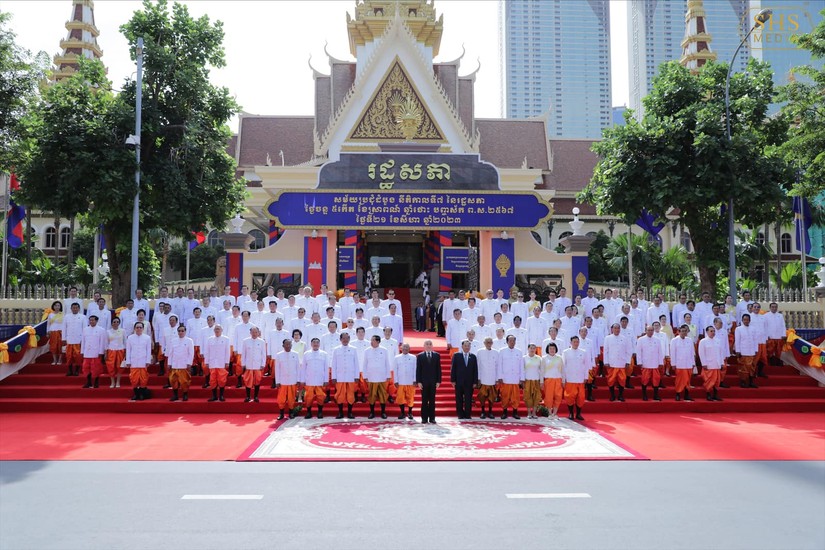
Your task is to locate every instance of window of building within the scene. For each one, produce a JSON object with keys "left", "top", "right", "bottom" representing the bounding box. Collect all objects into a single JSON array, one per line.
[
  {"left": 59, "top": 227, "right": 70, "bottom": 250},
  {"left": 680, "top": 231, "right": 692, "bottom": 252},
  {"left": 780, "top": 233, "right": 792, "bottom": 254},
  {"left": 248, "top": 229, "right": 266, "bottom": 251},
  {"left": 207, "top": 230, "right": 224, "bottom": 248},
  {"left": 756, "top": 232, "right": 765, "bottom": 246},
  {"left": 44, "top": 227, "right": 57, "bottom": 249}
]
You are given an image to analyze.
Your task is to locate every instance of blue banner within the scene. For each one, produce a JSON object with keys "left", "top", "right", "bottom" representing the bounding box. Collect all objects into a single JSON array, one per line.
[
  {"left": 441, "top": 247, "right": 470, "bottom": 274},
  {"left": 571, "top": 255, "right": 590, "bottom": 298},
  {"left": 490, "top": 238, "right": 515, "bottom": 295},
  {"left": 266, "top": 190, "right": 551, "bottom": 230},
  {"left": 338, "top": 246, "right": 356, "bottom": 273}
]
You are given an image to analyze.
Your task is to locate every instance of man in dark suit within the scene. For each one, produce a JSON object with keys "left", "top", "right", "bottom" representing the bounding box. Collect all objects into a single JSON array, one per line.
[
  {"left": 435, "top": 296, "right": 445, "bottom": 337},
  {"left": 415, "top": 302, "right": 426, "bottom": 332},
  {"left": 450, "top": 340, "right": 478, "bottom": 419},
  {"left": 416, "top": 340, "right": 442, "bottom": 424}
]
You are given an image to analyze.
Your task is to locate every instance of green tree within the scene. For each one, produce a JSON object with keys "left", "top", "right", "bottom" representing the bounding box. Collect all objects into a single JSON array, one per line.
[
  {"left": 778, "top": 8, "right": 825, "bottom": 197},
  {"left": 168, "top": 242, "right": 224, "bottom": 280},
  {"left": 587, "top": 230, "right": 621, "bottom": 282},
  {"left": 580, "top": 60, "right": 791, "bottom": 296},
  {"left": 20, "top": 0, "right": 245, "bottom": 305},
  {"left": 0, "top": 11, "right": 48, "bottom": 171}
]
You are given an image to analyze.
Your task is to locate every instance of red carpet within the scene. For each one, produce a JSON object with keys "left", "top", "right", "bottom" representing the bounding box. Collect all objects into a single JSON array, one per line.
[{"left": 1, "top": 412, "right": 822, "bottom": 462}]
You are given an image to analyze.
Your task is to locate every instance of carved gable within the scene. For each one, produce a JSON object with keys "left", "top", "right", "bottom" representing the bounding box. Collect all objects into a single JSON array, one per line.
[{"left": 348, "top": 57, "right": 445, "bottom": 142}]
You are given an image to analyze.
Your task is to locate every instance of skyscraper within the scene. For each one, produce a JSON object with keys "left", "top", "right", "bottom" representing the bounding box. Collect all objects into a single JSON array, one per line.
[
  {"left": 629, "top": 0, "right": 823, "bottom": 119},
  {"left": 502, "top": 0, "right": 611, "bottom": 139}
]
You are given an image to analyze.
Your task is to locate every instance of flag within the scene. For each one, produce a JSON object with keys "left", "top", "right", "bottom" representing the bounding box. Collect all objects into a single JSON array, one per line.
[
  {"left": 635, "top": 208, "right": 664, "bottom": 237},
  {"left": 6, "top": 173, "right": 25, "bottom": 249},
  {"left": 189, "top": 231, "right": 206, "bottom": 250},
  {"left": 793, "top": 196, "right": 812, "bottom": 254}
]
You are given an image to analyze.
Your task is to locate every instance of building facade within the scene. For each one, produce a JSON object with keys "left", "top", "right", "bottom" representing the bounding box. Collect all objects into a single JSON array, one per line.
[{"left": 501, "top": 0, "right": 612, "bottom": 139}]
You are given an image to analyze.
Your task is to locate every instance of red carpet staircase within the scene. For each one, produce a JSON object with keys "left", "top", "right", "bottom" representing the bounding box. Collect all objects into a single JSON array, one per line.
[{"left": 1, "top": 333, "right": 823, "bottom": 415}]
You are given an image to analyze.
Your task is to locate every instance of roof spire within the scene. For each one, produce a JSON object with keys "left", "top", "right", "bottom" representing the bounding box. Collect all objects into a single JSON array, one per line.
[
  {"left": 52, "top": 0, "right": 104, "bottom": 82},
  {"left": 346, "top": 1, "right": 443, "bottom": 58},
  {"left": 680, "top": 0, "right": 717, "bottom": 73}
]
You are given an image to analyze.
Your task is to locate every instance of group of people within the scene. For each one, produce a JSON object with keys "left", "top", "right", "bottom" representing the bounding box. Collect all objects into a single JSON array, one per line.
[
  {"left": 43, "top": 283, "right": 788, "bottom": 422},
  {"left": 439, "top": 286, "right": 787, "bottom": 419}
]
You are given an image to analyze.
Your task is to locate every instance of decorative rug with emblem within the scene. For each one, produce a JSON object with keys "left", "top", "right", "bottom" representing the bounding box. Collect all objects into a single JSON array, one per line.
[{"left": 237, "top": 417, "right": 645, "bottom": 461}]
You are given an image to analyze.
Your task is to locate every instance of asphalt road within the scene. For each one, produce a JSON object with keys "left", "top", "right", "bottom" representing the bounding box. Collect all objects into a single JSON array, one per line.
[{"left": 1, "top": 460, "right": 824, "bottom": 550}]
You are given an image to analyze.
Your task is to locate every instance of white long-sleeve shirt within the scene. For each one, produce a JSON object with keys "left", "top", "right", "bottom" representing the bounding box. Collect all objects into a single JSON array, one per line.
[
  {"left": 698, "top": 337, "right": 723, "bottom": 370},
  {"left": 80, "top": 325, "right": 107, "bottom": 358},
  {"left": 203, "top": 335, "right": 231, "bottom": 369},
  {"left": 446, "top": 318, "right": 470, "bottom": 348},
  {"left": 275, "top": 350, "right": 300, "bottom": 384},
  {"left": 394, "top": 353, "right": 417, "bottom": 385},
  {"left": 541, "top": 354, "right": 564, "bottom": 380},
  {"left": 498, "top": 347, "right": 524, "bottom": 384},
  {"left": 763, "top": 311, "right": 787, "bottom": 339},
  {"left": 167, "top": 336, "right": 195, "bottom": 369},
  {"left": 670, "top": 336, "right": 695, "bottom": 370},
  {"left": 125, "top": 333, "right": 153, "bottom": 368},
  {"left": 63, "top": 312, "right": 86, "bottom": 345},
  {"left": 525, "top": 316, "right": 549, "bottom": 346},
  {"left": 603, "top": 334, "right": 632, "bottom": 367},
  {"left": 300, "top": 349, "right": 330, "bottom": 386},
  {"left": 363, "top": 346, "right": 391, "bottom": 381},
  {"left": 476, "top": 348, "right": 500, "bottom": 385},
  {"left": 735, "top": 324, "right": 759, "bottom": 356},
  {"left": 331, "top": 345, "right": 359, "bottom": 381},
  {"left": 561, "top": 348, "right": 588, "bottom": 383},
  {"left": 636, "top": 335, "right": 664, "bottom": 369},
  {"left": 241, "top": 337, "right": 267, "bottom": 370}
]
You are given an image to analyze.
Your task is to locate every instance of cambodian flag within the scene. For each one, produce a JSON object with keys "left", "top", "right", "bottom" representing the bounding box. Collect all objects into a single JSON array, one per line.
[
  {"left": 6, "top": 173, "right": 25, "bottom": 249},
  {"left": 793, "top": 196, "right": 812, "bottom": 255},
  {"left": 189, "top": 231, "right": 206, "bottom": 250}
]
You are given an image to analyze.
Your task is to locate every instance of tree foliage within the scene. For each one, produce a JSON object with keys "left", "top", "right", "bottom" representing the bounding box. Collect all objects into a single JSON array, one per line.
[
  {"left": 778, "top": 8, "right": 825, "bottom": 197},
  {"left": 0, "top": 11, "right": 49, "bottom": 171},
  {"left": 579, "top": 60, "right": 791, "bottom": 296},
  {"left": 20, "top": 0, "right": 245, "bottom": 304}
]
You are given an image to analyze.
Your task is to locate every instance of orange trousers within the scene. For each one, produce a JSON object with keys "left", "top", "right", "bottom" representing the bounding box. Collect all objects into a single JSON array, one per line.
[
  {"left": 65, "top": 344, "right": 82, "bottom": 365},
  {"left": 542, "top": 378, "right": 563, "bottom": 410},
  {"left": 276, "top": 384, "right": 297, "bottom": 410},
  {"left": 169, "top": 369, "right": 191, "bottom": 391},
  {"left": 477, "top": 384, "right": 497, "bottom": 405},
  {"left": 674, "top": 369, "right": 691, "bottom": 393},
  {"left": 523, "top": 379, "right": 542, "bottom": 408},
  {"left": 129, "top": 367, "right": 148, "bottom": 387},
  {"left": 738, "top": 355, "right": 756, "bottom": 381},
  {"left": 209, "top": 368, "right": 228, "bottom": 389},
  {"left": 606, "top": 366, "right": 626, "bottom": 387},
  {"left": 304, "top": 385, "right": 326, "bottom": 408},
  {"left": 500, "top": 383, "right": 520, "bottom": 409},
  {"left": 395, "top": 384, "right": 415, "bottom": 408},
  {"left": 48, "top": 331, "right": 62, "bottom": 354},
  {"left": 564, "top": 382, "right": 585, "bottom": 407},
  {"left": 767, "top": 338, "right": 783, "bottom": 361},
  {"left": 701, "top": 369, "right": 721, "bottom": 392},
  {"left": 81, "top": 357, "right": 104, "bottom": 377},
  {"left": 335, "top": 382, "right": 356, "bottom": 405},
  {"left": 640, "top": 367, "right": 661, "bottom": 387},
  {"left": 242, "top": 370, "right": 263, "bottom": 388},
  {"left": 105, "top": 349, "right": 125, "bottom": 377}
]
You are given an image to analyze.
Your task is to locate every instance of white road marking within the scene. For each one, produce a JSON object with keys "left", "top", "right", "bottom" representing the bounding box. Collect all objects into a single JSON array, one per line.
[
  {"left": 181, "top": 495, "right": 264, "bottom": 500},
  {"left": 505, "top": 493, "right": 591, "bottom": 499}
]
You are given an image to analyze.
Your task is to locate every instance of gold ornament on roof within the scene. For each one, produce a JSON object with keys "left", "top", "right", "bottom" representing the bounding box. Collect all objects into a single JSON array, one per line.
[
  {"left": 396, "top": 95, "right": 423, "bottom": 141},
  {"left": 349, "top": 59, "right": 444, "bottom": 141},
  {"left": 496, "top": 254, "right": 512, "bottom": 278}
]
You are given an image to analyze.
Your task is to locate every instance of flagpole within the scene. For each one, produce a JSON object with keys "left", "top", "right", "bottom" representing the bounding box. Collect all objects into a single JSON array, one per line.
[
  {"left": 627, "top": 225, "right": 633, "bottom": 293},
  {"left": 800, "top": 202, "right": 808, "bottom": 302},
  {"left": 185, "top": 242, "right": 191, "bottom": 290},
  {"left": 1, "top": 172, "right": 9, "bottom": 290},
  {"left": 93, "top": 226, "right": 100, "bottom": 287}
]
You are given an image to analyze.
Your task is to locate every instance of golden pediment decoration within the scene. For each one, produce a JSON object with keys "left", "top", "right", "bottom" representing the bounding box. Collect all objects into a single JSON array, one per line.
[
  {"left": 348, "top": 58, "right": 445, "bottom": 142},
  {"left": 495, "top": 253, "right": 512, "bottom": 278}
]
